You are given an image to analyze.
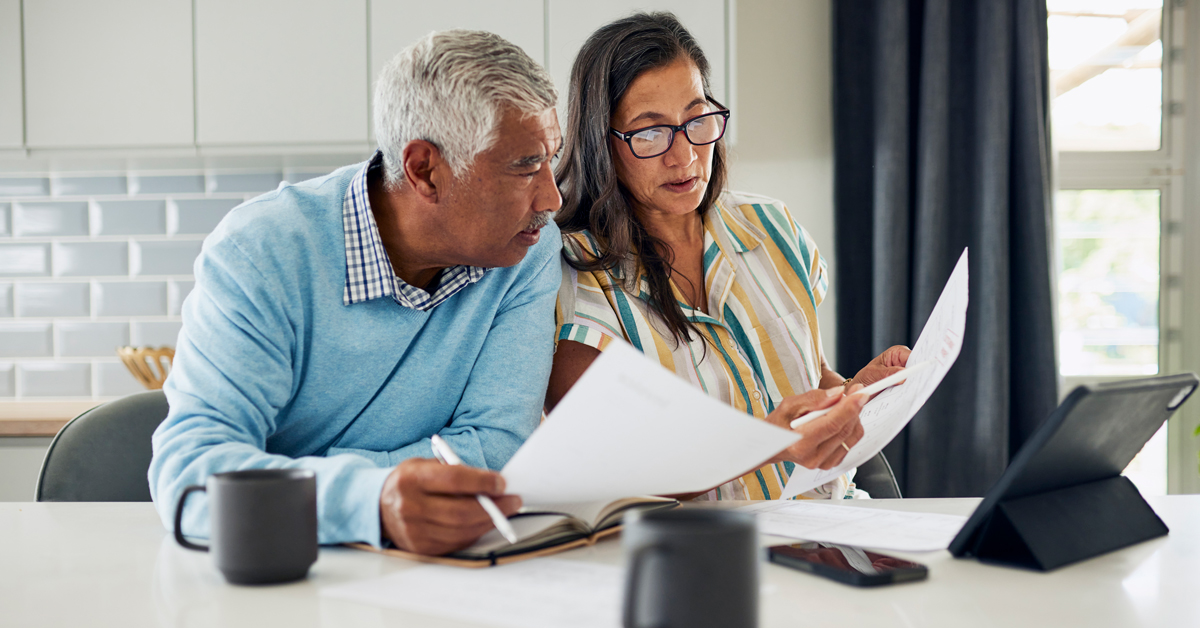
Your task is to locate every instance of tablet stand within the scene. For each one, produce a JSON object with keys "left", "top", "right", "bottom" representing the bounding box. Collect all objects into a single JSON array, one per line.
[{"left": 968, "top": 475, "right": 1168, "bottom": 571}]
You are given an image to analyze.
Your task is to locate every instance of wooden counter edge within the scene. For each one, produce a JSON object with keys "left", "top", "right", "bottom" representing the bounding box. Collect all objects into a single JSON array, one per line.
[{"left": 0, "top": 401, "right": 105, "bottom": 437}]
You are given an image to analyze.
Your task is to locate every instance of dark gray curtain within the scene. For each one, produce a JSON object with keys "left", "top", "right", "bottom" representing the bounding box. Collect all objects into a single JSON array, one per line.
[{"left": 833, "top": 0, "right": 1059, "bottom": 497}]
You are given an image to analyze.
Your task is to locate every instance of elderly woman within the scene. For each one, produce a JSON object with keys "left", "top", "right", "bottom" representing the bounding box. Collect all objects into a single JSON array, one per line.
[{"left": 546, "top": 13, "right": 909, "bottom": 500}]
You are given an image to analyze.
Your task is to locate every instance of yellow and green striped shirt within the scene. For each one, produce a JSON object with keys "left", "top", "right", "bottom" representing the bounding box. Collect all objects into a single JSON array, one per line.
[{"left": 555, "top": 190, "right": 852, "bottom": 501}]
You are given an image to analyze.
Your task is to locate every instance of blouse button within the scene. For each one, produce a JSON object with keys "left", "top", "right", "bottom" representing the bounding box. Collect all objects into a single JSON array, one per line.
[{"left": 752, "top": 391, "right": 762, "bottom": 400}]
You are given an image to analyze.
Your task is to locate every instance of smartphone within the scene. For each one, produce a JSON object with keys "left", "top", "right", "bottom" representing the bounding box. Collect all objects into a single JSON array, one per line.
[{"left": 768, "top": 542, "right": 928, "bottom": 587}]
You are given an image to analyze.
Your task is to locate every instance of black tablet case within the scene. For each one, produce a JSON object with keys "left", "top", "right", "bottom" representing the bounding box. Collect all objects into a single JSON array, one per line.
[{"left": 948, "top": 373, "right": 1198, "bottom": 571}]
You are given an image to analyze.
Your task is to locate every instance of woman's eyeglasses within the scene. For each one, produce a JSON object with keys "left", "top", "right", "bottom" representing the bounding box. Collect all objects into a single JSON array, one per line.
[{"left": 609, "top": 109, "right": 730, "bottom": 159}]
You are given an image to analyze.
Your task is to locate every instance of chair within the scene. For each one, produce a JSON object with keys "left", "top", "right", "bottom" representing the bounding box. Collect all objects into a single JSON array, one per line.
[
  {"left": 35, "top": 390, "right": 169, "bottom": 502},
  {"left": 854, "top": 451, "right": 902, "bottom": 498}
]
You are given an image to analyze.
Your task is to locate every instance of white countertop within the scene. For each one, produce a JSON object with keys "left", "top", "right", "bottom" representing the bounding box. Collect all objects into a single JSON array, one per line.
[{"left": 3, "top": 497, "right": 1197, "bottom": 627}]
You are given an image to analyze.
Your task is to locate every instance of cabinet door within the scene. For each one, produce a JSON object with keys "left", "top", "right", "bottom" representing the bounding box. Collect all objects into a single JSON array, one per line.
[
  {"left": 0, "top": 0, "right": 21, "bottom": 148},
  {"left": 368, "top": 0, "right": 544, "bottom": 141},
  {"left": 195, "top": 0, "right": 369, "bottom": 146},
  {"left": 547, "top": 1, "right": 728, "bottom": 112},
  {"left": 23, "top": 0, "right": 194, "bottom": 148}
]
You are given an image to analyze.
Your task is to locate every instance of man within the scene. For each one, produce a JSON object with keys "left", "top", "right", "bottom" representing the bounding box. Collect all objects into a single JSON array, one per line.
[{"left": 150, "top": 30, "right": 562, "bottom": 556}]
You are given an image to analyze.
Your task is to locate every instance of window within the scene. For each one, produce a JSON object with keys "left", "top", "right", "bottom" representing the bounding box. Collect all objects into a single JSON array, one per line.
[{"left": 1048, "top": 0, "right": 1188, "bottom": 496}]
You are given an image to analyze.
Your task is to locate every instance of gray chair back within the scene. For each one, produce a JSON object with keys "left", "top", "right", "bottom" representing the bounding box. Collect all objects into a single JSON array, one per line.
[
  {"left": 35, "top": 390, "right": 169, "bottom": 502},
  {"left": 854, "top": 451, "right": 902, "bottom": 498}
]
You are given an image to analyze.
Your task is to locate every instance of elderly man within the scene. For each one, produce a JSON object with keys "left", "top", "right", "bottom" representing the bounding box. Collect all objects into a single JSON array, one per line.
[{"left": 150, "top": 30, "right": 562, "bottom": 556}]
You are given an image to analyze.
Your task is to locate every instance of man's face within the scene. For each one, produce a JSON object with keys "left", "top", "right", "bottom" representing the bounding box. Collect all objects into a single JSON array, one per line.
[{"left": 437, "top": 107, "right": 562, "bottom": 269}]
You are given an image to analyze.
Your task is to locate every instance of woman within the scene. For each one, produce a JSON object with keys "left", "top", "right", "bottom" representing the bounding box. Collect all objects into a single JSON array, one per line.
[{"left": 547, "top": 12, "right": 909, "bottom": 500}]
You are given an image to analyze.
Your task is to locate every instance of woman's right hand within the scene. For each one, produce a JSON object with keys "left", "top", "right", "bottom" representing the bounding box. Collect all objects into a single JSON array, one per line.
[{"left": 764, "top": 384, "right": 868, "bottom": 470}]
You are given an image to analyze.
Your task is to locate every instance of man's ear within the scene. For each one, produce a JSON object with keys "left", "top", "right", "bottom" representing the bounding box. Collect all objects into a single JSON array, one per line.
[{"left": 400, "top": 140, "right": 446, "bottom": 202}]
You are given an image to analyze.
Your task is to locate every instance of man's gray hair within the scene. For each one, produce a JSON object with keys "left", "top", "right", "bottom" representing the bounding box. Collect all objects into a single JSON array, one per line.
[{"left": 374, "top": 30, "right": 558, "bottom": 187}]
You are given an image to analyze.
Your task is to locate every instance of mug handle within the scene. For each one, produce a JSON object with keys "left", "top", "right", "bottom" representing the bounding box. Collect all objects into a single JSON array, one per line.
[
  {"left": 623, "top": 545, "right": 669, "bottom": 628},
  {"left": 173, "top": 484, "right": 209, "bottom": 552}
]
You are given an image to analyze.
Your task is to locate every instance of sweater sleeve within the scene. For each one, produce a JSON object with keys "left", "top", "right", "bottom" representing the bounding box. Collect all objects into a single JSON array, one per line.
[{"left": 149, "top": 233, "right": 393, "bottom": 546}]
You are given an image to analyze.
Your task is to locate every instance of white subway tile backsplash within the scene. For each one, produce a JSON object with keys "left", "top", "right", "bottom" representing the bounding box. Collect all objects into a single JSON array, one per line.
[
  {"left": 134, "top": 240, "right": 201, "bottom": 276},
  {"left": 0, "top": 244, "right": 51, "bottom": 276},
  {"left": 0, "top": 363, "right": 12, "bottom": 396},
  {"left": 0, "top": 177, "right": 50, "bottom": 196},
  {"left": 96, "top": 361, "right": 145, "bottom": 397},
  {"left": 54, "top": 242, "right": 128, "bottom": 276},
  {"left": 0, "top": 166, "right": 297, "bottom": 396},
  {"left": 168, "top": 280, "right": 194, "bottom": 316},
  {"left": 19, "top": 362, "right": 91, "bottom": 397},
  {"left": 0, "top": 322, "right": 53, "bottom": 357},
  {"left": 95, "top": 281, "right": 167, "bottom": 316},
  {"left": 15, "top": 282, "right": 90, "bottom": 317},
  {"left": 94, "top": 199, "right": 167, "bottom": 235},
  {"left": 131, "top": 321, "right": 182, "bottom": 347},
  {"left": 13, "top": 201, "right": 89, "bottom": 236},
  {"left": 129, "top": 174, "right": 205, "bottom": 195},
  {"left": 172, "top": 198, "right": 239, "bottom": 234},
  {"left": 57, "top": 322, "right": 130, "bottom": 357},
  {"left": 51, "top": 176, "right": 128, "bottom": 197},
  {"left": 207, "top": 172, "right": 282, "bottom": 194}
]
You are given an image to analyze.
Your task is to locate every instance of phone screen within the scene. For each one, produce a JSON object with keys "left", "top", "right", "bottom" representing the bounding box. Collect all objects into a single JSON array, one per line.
[
  {"left": 768, "top": 542, "right": 928, "bottom": 586},
  {"left": 770, "top": 542, "right": 924, "bottom": 574}
]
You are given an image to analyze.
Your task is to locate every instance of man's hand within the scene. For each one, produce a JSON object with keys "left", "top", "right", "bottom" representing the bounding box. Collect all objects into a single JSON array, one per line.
[
  {"left": 379, "top": 458, "right": 521, "bottom": 556},
  {"left": 852, "top": 345, "right": 911, "bottom": 389},
  {"left": 765, "top": 384, "right": 868, "bottom": 470}
]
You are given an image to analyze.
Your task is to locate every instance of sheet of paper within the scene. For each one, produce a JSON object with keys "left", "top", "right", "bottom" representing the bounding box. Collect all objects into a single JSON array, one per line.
[
  {"left": 320, "top": 559, "right": 622, "bottom": 628},
  {"left": 502, "top": 341, "right": 800, "bottom": 505},
  {"left": 781, "top": 249, "right": 970, "bottom": 498},
  {"left": 740, "top": 501, "right": 968, "bottom": 552}
]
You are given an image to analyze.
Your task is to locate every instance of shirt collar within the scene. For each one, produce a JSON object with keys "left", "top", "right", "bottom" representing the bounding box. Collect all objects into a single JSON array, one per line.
[{"left": 342, "top": 151, "right": 486, "bottom": 311}]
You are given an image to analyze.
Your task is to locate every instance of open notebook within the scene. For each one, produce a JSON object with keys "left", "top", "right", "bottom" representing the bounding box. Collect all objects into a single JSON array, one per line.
[{"left": 351, "top": 496, "right": 677, "bottom": 567}]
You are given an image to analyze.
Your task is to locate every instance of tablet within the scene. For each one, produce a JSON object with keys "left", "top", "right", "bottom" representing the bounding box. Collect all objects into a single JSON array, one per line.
[{"left": 949, "top": 372, "right": 1198, "bottom": 562}]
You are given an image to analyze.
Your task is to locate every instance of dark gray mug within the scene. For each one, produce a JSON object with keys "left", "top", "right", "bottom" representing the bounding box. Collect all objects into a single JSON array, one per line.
[
  {"left": 622, "top": 508, "right": 759, "bottom": 628},
  {"left": 173, "top": 468, "right": 317, "bottom": 585}
]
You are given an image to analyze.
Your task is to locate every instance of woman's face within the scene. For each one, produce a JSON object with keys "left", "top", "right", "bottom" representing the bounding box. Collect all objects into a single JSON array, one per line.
[{"left": 610, "top": 57, "right": 716, "bottom": 220}]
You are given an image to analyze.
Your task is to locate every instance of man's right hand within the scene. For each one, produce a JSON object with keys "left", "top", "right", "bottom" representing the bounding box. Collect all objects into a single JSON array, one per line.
[{"left": 379, "top": 458, "right": 521, "bottom": 556}]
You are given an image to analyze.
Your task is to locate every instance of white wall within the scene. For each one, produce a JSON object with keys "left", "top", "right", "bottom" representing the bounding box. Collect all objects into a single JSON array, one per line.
[{"left": 727, "top": 0, "right": 838, "bottom": 369}]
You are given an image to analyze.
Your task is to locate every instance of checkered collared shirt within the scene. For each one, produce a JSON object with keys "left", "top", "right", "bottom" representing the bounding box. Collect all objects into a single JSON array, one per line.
[{"left": 342, "top": 152, "right": 485, "bottom": 310}]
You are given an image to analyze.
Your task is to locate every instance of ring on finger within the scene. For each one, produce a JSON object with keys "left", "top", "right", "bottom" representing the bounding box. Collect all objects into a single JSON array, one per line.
[{"left": 840, "top": 442, "right": 851, "bottom": 453}]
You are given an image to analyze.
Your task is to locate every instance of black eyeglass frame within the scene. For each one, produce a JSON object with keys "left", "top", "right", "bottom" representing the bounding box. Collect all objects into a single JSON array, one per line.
[{"left": 609, "top": 109, "right": 731, "bottom": 159}]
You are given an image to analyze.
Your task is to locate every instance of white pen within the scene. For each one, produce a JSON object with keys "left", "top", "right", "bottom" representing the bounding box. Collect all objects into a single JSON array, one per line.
[
  {"left": 429, "top": 434, "right": 520, "bottom": 545},
  {"left": 789, "top": 361, "right": 933, "bottom": 429}
]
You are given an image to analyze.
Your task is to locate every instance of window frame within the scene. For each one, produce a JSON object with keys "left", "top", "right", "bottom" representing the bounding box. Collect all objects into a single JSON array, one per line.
[{"left": 1051, "top": 0, "right": 1197, "bottom": 494}]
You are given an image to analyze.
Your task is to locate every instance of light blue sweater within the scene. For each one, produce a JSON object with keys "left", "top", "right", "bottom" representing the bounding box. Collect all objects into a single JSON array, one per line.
[{"left": 149, "top": 163, "right": 561, "bottom": 545}]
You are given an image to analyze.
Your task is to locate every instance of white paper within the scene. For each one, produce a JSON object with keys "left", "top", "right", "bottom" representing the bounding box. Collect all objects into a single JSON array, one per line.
[
  {"left": 320, "top": 559, "right": 622, "bottom": 628},
  {"left": 781, "top": 249, "right": 970, "bottom": 498},
  {"left": 740, "top": 501, "right": 968, "bottom": 552},
  {"left": 502, "top": 341, "right": 800, "bottom": 505}
]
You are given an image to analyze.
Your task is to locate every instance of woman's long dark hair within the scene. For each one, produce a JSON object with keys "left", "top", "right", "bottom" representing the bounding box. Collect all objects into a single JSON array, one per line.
[{"left": 555, "top": 12, "right": 728, "bottom": 345}]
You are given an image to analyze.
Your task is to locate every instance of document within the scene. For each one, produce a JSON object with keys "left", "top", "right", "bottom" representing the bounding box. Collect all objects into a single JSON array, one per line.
[
  {"left": 780, "top": 249, "right": 970, "bottom": 499},
  {"left": 502, "top": 340, "right": 801, "bottom": 505},
  {"left": 320, "top": 559, "right": 622, "bottom": 628},
  {"left": 740, "top": 501, "right": 968, "bottom": 552}
]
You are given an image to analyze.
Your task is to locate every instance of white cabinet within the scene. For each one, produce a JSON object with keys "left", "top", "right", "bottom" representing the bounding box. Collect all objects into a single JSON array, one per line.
[
  {"left": 194, "top": 0, "right": 369, "bottom": 146},
  {"left": 368, "top": 0, "right": 544, "bottom": 141},
  {"left": 547, "top": 1, "right": 729, "bottom": 114},
  {"left": 22, "top": 0, "right": 195, "bottom": 148},
  {"left": 0, "top": 0, "right": 22, "bottom": 148}
]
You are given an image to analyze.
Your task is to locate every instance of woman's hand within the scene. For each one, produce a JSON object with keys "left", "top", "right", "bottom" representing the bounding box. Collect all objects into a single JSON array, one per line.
[
  {"left": 765, "top": 384, "right": 868, "bottom": 470},
  {"left": 852, "top": 345, "right": 911, "bottom": 388}
]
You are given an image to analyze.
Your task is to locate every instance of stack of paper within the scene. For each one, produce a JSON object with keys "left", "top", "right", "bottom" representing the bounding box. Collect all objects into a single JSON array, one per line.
[{"left": 740, "top": 501, "right": 968, "bottom": 552}]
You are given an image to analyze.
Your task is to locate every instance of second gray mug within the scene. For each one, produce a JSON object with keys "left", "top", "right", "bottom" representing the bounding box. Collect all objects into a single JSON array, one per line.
[{"left": 622, "top": 508, "right": 759, "bottom": 628}]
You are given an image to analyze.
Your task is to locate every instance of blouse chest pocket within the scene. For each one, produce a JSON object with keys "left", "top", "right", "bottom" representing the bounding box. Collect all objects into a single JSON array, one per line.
[{"left": 745, "top": 310, "right": 822, "bottom": 404}]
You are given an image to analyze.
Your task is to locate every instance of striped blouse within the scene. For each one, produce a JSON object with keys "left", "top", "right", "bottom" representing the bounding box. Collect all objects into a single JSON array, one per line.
[{"left": 554, "top": 190, "right": 853, "bottom": 500}]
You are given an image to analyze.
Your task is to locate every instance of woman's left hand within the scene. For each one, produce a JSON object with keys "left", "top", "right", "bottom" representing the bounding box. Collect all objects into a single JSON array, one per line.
[{"left": 852, "top": 345, "right": 911, "bottom": 388}]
